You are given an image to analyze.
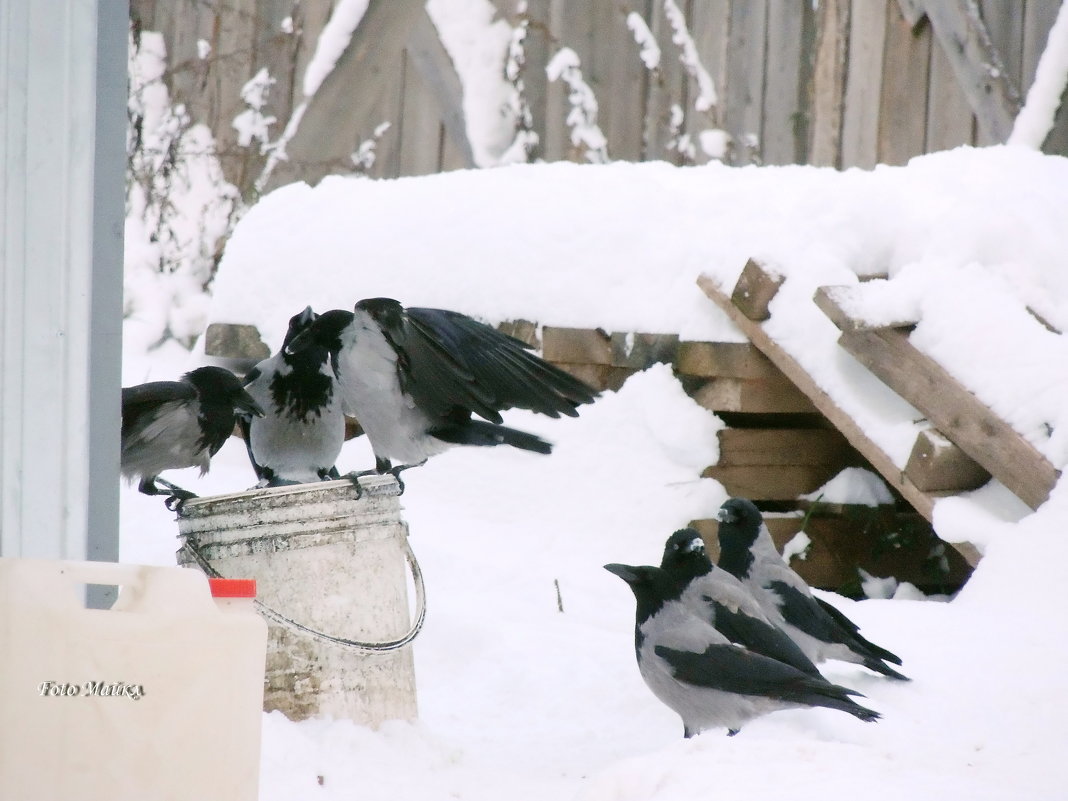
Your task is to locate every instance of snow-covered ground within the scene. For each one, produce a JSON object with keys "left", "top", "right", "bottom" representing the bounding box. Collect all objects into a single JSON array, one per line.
[{"left": 122, "top": 144, "right": 1068, "bottom": 799}]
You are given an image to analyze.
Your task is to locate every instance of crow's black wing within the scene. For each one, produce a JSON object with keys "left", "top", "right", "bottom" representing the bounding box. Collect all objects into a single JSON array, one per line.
[
  {"left": 711, "top": 602, "right": 822, "bottom": 677},
  {"left": 655, "top": 644, "right": 877, "bottom": 718},
  {"left": 121, "top": 381, "right": 196, "bottom": 439},
  {"left": 399, "top": 307, "right": 597, "bottom": 423},
  {"left": 814, "top": 595, "right": 903, "bottom": 666}
]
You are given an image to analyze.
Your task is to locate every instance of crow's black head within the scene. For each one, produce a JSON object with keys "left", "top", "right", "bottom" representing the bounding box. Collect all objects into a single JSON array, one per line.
[
  {"left": 660, "top": 528, "right": 713, "bottom": 582},
  {"left": 184, "top": 366, "right": 265, "bottom": 455},
  {"left": 605, "top": 563, "right": 680, "bottom": 626},
  {"left": 715, "top": 498, "right": 764, "bottom": 578},
  {"left": 355, "top": 297, "right": 405, "bottom": 335},
  {"left": 281, "top": 306, "right": 318, "bottom": 351},
  {"left": 285, "top": 308, "right": 355, "bottom": 377}
]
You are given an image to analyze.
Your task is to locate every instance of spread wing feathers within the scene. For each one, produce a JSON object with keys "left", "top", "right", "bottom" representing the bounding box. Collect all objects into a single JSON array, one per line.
[
  {"left": 121, "top": 381, "right": 196, "bottom": 439},
  {"left": 710, "top": 602, "right": 824, "bottom": 678},
  {"left": 815, "top": 596, "right": 903, "bottom": 666},
  {"left": 400, "top": 307, "right": 597, "bottom": 422},
  {"left": 655, "top": 644, "right": 879, "bottom": 721}
]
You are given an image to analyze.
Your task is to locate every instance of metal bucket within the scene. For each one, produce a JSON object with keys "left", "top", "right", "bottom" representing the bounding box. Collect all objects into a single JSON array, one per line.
[{"left": 176, "top": 475, "right": 420, "bottom": 726}]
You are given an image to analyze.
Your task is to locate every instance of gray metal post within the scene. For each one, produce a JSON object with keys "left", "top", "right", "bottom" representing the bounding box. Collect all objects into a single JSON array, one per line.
[{"left": 0, "top": 0, "right": 126, "bottom": 605}]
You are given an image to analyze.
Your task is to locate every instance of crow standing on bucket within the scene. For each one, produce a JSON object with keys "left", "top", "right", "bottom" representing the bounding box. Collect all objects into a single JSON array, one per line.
[
  {"left": 604, "top": 562, "right": 881, "bottom": 737},
  {"left": 121, "top": 366, "right": 265, "bottom": 508},
  {"left": 285, "top": 298, "right": 598, "bottom": 483},
  {"left": 239, "top": 306, "right": 346, "bottom": 487},
  {"left": 715, "top": 497, "right": 909, "bottom": 680}
]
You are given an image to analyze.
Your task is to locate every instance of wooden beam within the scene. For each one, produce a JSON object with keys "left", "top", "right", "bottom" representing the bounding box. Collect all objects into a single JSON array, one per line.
[
  {"left": 922, "top": 0, "right": 1022, "bottom": 142},
  {"left": 716, "top": 428, "right": 860, "bottom": 467},
  {"left": 896, "top": 0, "right": 927, "bottom": 29},
  {"left": 675, "top": 341, "right": 782, "bottom": 379},
  {"left": 689, "top": 376, "right": 818, "bottom": 414},
  {"left": 837, "top": 326, "right": 1058, "bottom": 510},
  {"left": 697, "top": 266, "right": 940, "bottom": 521},
  {"left": 816, "top": 285, "right": 1059, "bottom": 509},
  {"left": 812, "top": 285, "right": 918, "bottom": 331},
  {"left": 702, "top": 464, "right": 846, "bottom": 501},
  {"left": 542, "top": 327, "right": 678, "bottom": 369},
  {"left": 731, "top": 257, "right": 785, "bottom": 321},
  {"left": 904, "top": 429, "right": 991, "bottom": 492}
]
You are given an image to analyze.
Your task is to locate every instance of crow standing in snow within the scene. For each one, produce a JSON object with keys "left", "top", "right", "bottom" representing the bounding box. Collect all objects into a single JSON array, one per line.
[
  {"left": 239, "top": 306, "right": 346, "bottom": 486},
  {"left": 121, "top": 366, "right": 265, "bottom": 508},
  {"left": 605, "top": 562, "right": 881, "bottom": 737},
  {"left": 284, "top": 298, "right": 598, "bottom": 483},
  {"left": 715, "top": 497, "right": 909, "bottom": 681},
  {"left": 659, "top": 528, "right": 827, "bottom": 678}
]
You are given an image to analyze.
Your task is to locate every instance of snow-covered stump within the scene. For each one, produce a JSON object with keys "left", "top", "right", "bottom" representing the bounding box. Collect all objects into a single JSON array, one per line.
[{"left": 176, "top": 475, "right": 420, "bottom": 726}]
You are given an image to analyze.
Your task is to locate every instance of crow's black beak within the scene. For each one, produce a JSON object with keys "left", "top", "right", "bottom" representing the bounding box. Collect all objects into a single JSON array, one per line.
[
  {"left": 236, "top": 391, "right": 266, "bottom": 418},
  {"left": 604, "top": 563, "right": 641, "bottom": 583}
]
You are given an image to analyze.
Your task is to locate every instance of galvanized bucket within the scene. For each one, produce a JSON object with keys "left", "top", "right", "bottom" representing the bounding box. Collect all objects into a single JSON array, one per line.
[{"left": 176, "top": 474, "right": 421, "bottom": 726}]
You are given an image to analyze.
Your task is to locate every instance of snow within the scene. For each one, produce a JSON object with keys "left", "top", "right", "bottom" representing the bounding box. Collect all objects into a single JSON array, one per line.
[
  {"left": 1007, "top": 0, "right": 1068, "bottom": 149},
  {"left": 801, "top": 467, "right": 895, "bottom": 507},
  {"left": 121, "top": 141, "right": 1068, "bottom": 799},
  {"left": 300, "top": 0, "right": 370, "bottom": 98}
]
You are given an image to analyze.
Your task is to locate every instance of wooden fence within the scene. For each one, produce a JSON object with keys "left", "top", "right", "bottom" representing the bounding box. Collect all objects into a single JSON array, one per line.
[{"left": 132, "top": 0, "right": 1068, "bottom": 200}]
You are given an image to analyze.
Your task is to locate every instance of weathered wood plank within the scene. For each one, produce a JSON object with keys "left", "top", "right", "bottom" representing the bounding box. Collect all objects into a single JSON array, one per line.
[
  {"left": 541, "top": 327, "right": 678, "bottom": 368},
  {"left": 404, "top": 8, "right": 476, "bottom": 170},
  {"left": 397, "top": 51, "right": 447, "bottom": 177},
  {"left": 716, "top": 428, "right": 861, "bottom": 467},
  {"left": 642, "top": 0, "right": 690, "bottom": 162},
  {"left": 840, "top": 0, "right": 887, "bottom": 169},
  {"left": 204, "top": 322, "right": 270, "bottom": 360},
  {"left": 590, "top": 0, "right": 646, "bottom": 161},
  {"left": 554, "top": 363, "right": 636, "bottom": 393},
  {"left": 923, "top": 0, "right": 1022, "bottom": 143},
  {"left": 724, "top": 0, "right": 768, "bottom": 164},
  {"left": 731, "top": 257, "right": 785, "bottom": 321},
  {"left": 837, "top": 326, "right": 1059, "bottom": 510},
  {"left": 545, "top": 0, "right": 598, "bottom": 162},
  {"left": 904, "top": 428, "right": 991, "bottom": 492},
  {"left": 266, "top": 0, "right": 424, "bottom": 188},
  {"left": 896, "top": 0, "right": 927, "bottom": 28},
  {"left": 675, "top": 341, "right": 781, "bottom": 379},
  {"left": 689, "top": 376, "right": 819, "bottom": 414},
  {"left": 812, "top": 285, "right": 918, "bottom": 331},
  {"left": 702, "top": 464, "right": 846, "bottom": 500},
  {"left": 926, "top": 24, "right": 977, "bottom": 153},
  {"left": 817, "top": 284, "right": 1059, "bottom": 509},
  {"left": 686, "top": 0, "right": 731, "bottom": 162},
  {"left": 697, "top": 266, "right": 939, "bottom": 521},
  {"left": 809, "top": 0, "right": 850, "bottom": 167},
  {"left": 762, "top": 0, "right": 809, "bottom": 165},
  {"left": 878, "top": 0, "right": 932, "bottom": 165}
]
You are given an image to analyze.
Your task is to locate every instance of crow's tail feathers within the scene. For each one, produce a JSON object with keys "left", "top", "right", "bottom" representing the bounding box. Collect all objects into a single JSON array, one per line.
[{"left": 431, "top": 420, "right": 552, "bottom": 454}]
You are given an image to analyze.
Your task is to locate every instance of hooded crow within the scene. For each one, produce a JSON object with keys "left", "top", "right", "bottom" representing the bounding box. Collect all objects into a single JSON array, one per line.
[
  {"left": 239, "top": 306, "right": 346, "bottom": 486},
  {"left": 715, "top": 497, "right": 909, "bottom": 681},
  {"left": 121, "top": 366, "right": 265, "bottom": 507},
  {"left": 659, "top": 529, "right": 825, "bottom": 678},
  {"left": 605, "top": 562, "right": 880, "bottom": 737},
  {"left": 285, "top": 298, "right": 598, "bottom": 478}
]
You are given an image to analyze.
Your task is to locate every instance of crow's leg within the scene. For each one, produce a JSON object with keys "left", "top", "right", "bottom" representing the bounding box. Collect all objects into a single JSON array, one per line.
[
  {"left": 726, "top": 729, "right": 740, "bottom": 737},
  {"left": 319, "top": 466, "right": 341, "bottom": 481},
  {"left": 154, "top": 478, "right": 198, "bottom": 512},
  {"left": 386, "top": 460, "right": 427, "bottom": 495},
  {"left": 137, "top": 477, "right": 162, "bottom": 496}
]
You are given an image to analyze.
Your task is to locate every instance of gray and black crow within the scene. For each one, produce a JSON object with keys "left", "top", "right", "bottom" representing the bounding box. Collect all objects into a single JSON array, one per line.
[
  {"left": 715, "top": 497, "right": 909, "bottom": 681},
  {"left": 121, "top": 366, "right": 265, "bottom": 507},
  {"left": 285, "top": 298, "right": 598, "bottom": 480},
  {"left": 659, "top": 529, "right": 826, "bottom": 678},
  {"left": 239, "top": 306, "right": 345, "bottom": 486},
  {"left": 605, "top": 562, "right": 881, "bottom": 737}
]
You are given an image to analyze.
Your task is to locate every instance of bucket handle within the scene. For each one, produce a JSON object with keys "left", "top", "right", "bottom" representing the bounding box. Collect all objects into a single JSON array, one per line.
[{"left": 179, "top": 534, "right": 426, "bottom": 653}]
